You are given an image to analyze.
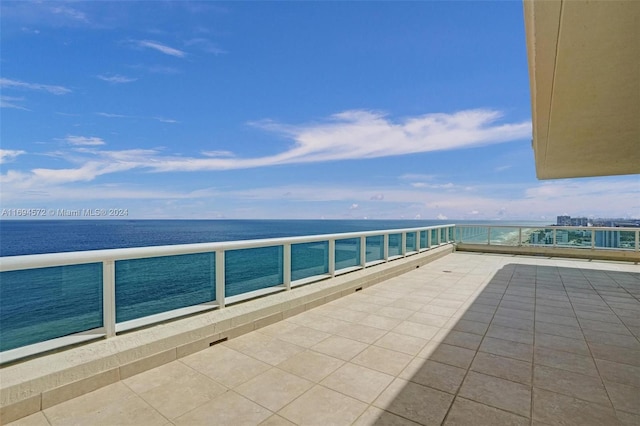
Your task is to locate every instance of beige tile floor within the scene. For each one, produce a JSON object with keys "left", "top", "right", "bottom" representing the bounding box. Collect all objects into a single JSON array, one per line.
[{"left": 9, "top": 253, "right": 640, "bottom": 426}]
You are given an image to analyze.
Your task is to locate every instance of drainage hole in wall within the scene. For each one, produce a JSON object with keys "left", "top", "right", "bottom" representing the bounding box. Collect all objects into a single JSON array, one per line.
[{"left": 210, "top": 337, "right": 228, "bottom": 346}]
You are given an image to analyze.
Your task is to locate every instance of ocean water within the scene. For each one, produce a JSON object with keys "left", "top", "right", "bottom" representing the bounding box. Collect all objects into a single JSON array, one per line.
[
  {"left": 0, "top": 219, "right": 454, "bottom": 257},
  {"left": 0, "top": 219, "right": 454, "bottom": 351}
]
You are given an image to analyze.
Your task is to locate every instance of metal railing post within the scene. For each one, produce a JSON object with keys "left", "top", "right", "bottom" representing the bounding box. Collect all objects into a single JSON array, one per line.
[
  {"left": 487, "top": 227, "right": 491, "bottom": 245},
  {"left": 283, "top": 244, "right": 292, "bottom": 290},
  {"left": 328, "top": 239, "right": 335, "bottom": 277},
  {"left": 518, "top": 227, "right": 523, "bottom": 246},
  {"left": 401, "top": 233, "right": 407, "bottom": 256},
  {"left": 215, "top": 251, "right": 226, "bottom": 308},
  {"left": 416, "top": 231, "right": 421, "bottom": 252},
  {"left": 591, "top": 230, "right": 596, "bottom": 249},
  {"left": 636, "top": 230, "right": 639, "bottom": 252},
  {"left": 553, "top": 229, "right": 557, "bottom": 247},
  {"left": 360, "top": 236, "right": 367, "bottom": 267},
  {"left": 428, "top": 229, "right": 432, "bottom": 248},
  {"left": 103, "top": 260, "right": 116, "bottom": 337},
  {"left": 383, "top": 234, "right": 389, "bottom": 261}
]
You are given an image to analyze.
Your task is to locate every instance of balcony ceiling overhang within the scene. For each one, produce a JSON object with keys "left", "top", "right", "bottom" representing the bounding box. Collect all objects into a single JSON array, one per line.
[{"left": 524, "top": 0, "right": 640, "bottom": 179}]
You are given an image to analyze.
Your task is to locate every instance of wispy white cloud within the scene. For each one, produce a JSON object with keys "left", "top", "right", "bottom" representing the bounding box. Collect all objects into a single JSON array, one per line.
[
  {"left": 96, "top": 112, "right": 130, "bottom": 118},
  {"left": 1, "top": 109, "right": 532, "bottom": 187},
  {"left": 0, "top": 78, "right": 71, "bottom": 95},
  {"left": 494, "top": 165, "right": 512, "bottom": 172},
  {"left": 411, "top": 182, "right": 455, "bottom": 189},
  {"left": 244, "top": 109, "right": 530, "bottom": 166},
  {"left": 20, "top": 27, "right": 40, "bottom": 35},
  {"left": 154, "top": 117, "right": 179, "bottom": 124},
  {"left": 151, "top": 108, "right": 531, "bottom": 172},
  {"left": 97, "top": 74, "right": 137, "bottom": 84},
  {"left": 0, "top": 95, "right": 29, "bottom": 110},
  {"left": 50, "top": 5, "right": 88, "bottom": 23},
  {"left": 63, "top": 135, "right": 106, "bottom": 146},
  {"left": 96, "top": 112, "right": 179, "bottom": 124},
  {"left": 202, "top": 150, "right": 235, "bottom": 158},
  {"left": 0, "top": 149, "right": 26, "bottom": 164},
  {"left": 184, "top": 38, "right": 227, "bottom": 55},
  {"left": 65, "top": 108, "right": 528, "bottom": 175},
  {"left": 133, "top": 40, "right": 186, "bottom": 57}
]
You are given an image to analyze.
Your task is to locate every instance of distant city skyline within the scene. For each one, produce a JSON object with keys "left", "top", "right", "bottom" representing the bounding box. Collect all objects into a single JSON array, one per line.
[
  {"left": 556, "top": 215, "right": 640, "bottom": 227},
  {"left": 1, "top": 2, "right": 638, "bottom": 220}
]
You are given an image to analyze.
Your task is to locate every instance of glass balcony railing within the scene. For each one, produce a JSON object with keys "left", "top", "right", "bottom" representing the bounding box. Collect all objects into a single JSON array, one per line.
[
  {"left": 0, "top": 224, "right": 456, "bottom": 362},
  {"left": 455, "top": 224, "right": 639, "bottom": 251},
  {"left": 2, "top": 223, "right": 637, "bottom": 362}
]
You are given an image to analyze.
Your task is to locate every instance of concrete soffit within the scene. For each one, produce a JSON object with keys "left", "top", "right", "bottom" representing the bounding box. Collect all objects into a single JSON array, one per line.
[{"left": 524, "top": 0, "right": 640, "bottom": 179}]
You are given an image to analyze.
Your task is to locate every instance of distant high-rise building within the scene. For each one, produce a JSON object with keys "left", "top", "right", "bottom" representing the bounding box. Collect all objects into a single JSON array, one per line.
[
  {"left": 557, "top": 215, "right": 571, "bottom": 226},
  {"left": 570, "top": 217, "right": 588, "bottom": 226}
]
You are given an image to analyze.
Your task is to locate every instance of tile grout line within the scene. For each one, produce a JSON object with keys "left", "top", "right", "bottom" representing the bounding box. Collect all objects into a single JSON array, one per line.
[{"left": 529, "top": 264, "right": 540, "bottom": 425}]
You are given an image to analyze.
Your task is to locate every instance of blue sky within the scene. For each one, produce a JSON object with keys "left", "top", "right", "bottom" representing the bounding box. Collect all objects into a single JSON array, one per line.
[{"left": 1, "top": 1, "right": 638, "bottom": 220}]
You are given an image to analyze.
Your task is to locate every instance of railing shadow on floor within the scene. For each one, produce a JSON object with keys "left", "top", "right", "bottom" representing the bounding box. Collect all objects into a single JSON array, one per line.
[{"left": 366, "top": 262, "right": 639, "bottom": 425}]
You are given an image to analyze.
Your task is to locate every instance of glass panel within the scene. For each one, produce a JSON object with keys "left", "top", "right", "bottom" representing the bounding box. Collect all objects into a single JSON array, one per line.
[
  {"left": 556, "top": 229, "right": 583, "bottom": 248},
  {"left": 489, "top": 227, "right": 520, "bottom": 246},
  {"left": 292, "top": 241, "right": 329, "bottom": 281},
  {"left": 431, "top": 229, "right": 439, "bottom": 245},
  {"left": 619, "top": 231, "right": 637, "bottom": 250},
  {"left": 406, "top": 232, "right": 417, "bottom": 252},
  {"left": 226, "top": 246, "right": 283, "bottom": 296},
  {"left": 440, "top": 228, "right": 447, "bottom": 243},
  {"left": 525, "top": 228, "right": 559, "bottom": 247},
  {"left": 595, "top": 230, "right": 624, "bottom": 250},
  {"left": 459, "top": 226, "right": 488, "bottom": 243},
  {"left": 420, "top": 230, "right": 428, "bottom": 248},
  {"left": 520, "top": 228, "right": 538, "bottom": 246},
  {"left": 335, "top": 238, "right": 360, "bottom": 270},
  {"left": 388, "top": 233, "right": 402, "bottom": 257},
  {"left": 365, "top": 235, "right": 384, "bottom": 263},
  {"left": 0, "top": 263, "right": 103, "bottom": 351},
  {"left": 116, "top": 253, "right": 215, "bottom": 323},
  {"left": 449, "top": 227, "right": 455, "bottom": 242}
]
